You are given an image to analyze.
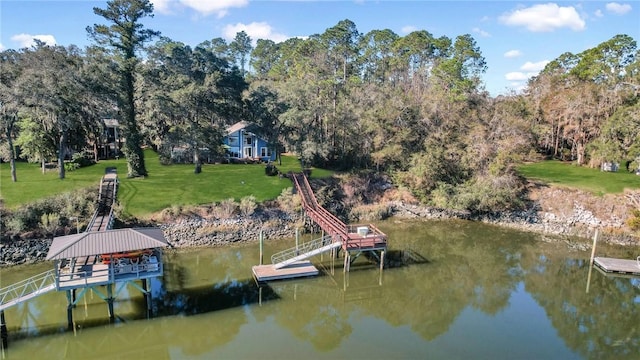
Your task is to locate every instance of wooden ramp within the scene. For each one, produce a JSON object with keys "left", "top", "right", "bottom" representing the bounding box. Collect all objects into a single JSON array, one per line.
[
  {"left": 252, "top": 261, "right": 319, "bottom": 282},
  {"left": 594, "top": 257, "right": 640, "bottom": 276}
]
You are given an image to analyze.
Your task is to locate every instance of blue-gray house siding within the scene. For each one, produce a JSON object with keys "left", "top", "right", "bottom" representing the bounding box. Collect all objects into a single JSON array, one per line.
[{"left": 223, "top": 121, "right": 276, "bottom": 162}]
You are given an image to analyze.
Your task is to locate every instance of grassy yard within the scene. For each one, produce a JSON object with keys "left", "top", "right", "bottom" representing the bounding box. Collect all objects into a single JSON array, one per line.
[
  {"left": 1, "top": 150, "right": 332, "bottom": 218},
  {"left": 517, "top": 160, "right": 640, "bottom": 194}
]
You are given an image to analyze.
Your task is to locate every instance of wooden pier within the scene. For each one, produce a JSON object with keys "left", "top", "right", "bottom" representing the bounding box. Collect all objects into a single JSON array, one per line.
[
  {"left": 252, "top": 173, "right": 387, "bottom": 284},
  {"left": 594, "top": 257, "right": 640, "bottom": 276},
  {"left": 252, "top": 261, "right": 319, "bottom": 282},
  {"left": 0, "top": 171, "right": 170, "bottom": 349}
]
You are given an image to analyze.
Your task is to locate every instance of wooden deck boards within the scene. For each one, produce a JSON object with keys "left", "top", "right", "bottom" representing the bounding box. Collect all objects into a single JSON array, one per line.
[
  {"left": 252, "top": 261, "right": 319, "bottom": 282},
  {"left": 58, "top": 264, "right": 111, "bottom": 289},
  {"left": 594, "top": 257, "right": 640, "bottom": 276}
]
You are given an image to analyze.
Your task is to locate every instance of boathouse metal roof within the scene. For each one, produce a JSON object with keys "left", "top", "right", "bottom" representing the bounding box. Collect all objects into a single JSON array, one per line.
[{"left": 46, "top": 228, "right": 169, "bottom": 260}]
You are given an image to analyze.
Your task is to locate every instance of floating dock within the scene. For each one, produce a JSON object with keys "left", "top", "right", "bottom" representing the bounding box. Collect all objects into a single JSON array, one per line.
[
  {"left": 252, "top": 261, "right": 319, "bottom": 282},
  {"left": 594, "top": 257, "right": 640, "bottom": 276}
]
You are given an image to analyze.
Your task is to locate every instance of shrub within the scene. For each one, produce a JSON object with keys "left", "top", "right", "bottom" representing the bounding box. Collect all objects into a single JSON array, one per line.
[
  {"left": 429, "top": 174, "right": 524, "bottom": 212},
  {"left": 350, "top": 203, "right": 392, "bottom": 221},
  {"left": 239, "top": 195, "right": 257, "bottom": 217},
  {"left": 64, "top": 161, "right": 80, "bottom": 172},
  {"left": 5, "top": 216, "right": 26, "bottom": 234},
  {"left": 276, "top": 187, "right": 302, "bottom": 213},
  {"left": 40, "top": 213, "right": 60, "bottom": 236},
  {"left": 626, "top": 209, "right": 640, "bottom": 230},
  {"left": 212, "top": 198, "right": 237, "bottom": 219},
  {"left": 2, "top": 187, "right": 98, "bottom": 237},
  {"left": 71, "top": 150, "right": 95, "bottom": 168},
  {"left": 265, "top": 163, "right": 279, "bottom": 176}
]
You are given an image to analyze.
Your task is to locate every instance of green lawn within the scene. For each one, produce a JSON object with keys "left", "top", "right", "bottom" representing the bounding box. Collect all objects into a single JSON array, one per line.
[
  {"left": 517, "top": 160, "right": 640, "bottom": 194},
  {"left": 1, "top": 151, "right": 332, "bottom": 218}
]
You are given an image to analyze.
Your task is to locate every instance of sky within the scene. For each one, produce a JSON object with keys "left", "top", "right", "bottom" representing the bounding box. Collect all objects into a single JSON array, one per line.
[{"left": 1, "top": 1, "right": 638, "bottom": 96}]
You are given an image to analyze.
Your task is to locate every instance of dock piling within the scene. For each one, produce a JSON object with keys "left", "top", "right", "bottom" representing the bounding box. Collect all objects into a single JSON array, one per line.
[
  {"left": 1, "top": 311, "right": 7, "bottom": 351},
  {"left": 586, "top": 229, "right": 599, "bottom": 293},
  {"left": 259, "top": 231, "right": 264, "bottom": 265}
]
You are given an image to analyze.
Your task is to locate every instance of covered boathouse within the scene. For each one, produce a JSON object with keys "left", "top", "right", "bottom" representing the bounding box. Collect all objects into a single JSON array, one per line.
[{"left": 45, "top": 228, "right": 169, "bottom": 328}]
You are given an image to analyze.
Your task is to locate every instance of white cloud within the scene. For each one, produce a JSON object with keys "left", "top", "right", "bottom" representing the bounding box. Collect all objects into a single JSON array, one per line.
[
  {"left": 504, "top": 49, "right": 522, "bottom": 58},
  {"left": 180, "top": 0, "right": 248, "bottom": 17},
  {"left": 150, "top": 0, "right": 172, "bottom": 14},
  {"left": 504, "top": 59, "right": 549, "bottom": 83},
  {"left": 223, "top": 22, "right": 289, "bottom": 44},
  {"left": 505, "top": 72, "right": 531, "bottom": 81},
  {"left": 0, "top": 43, "right": 4, "bottom": 51},
  {"left": 401, "top": 25, "right": 417, "bottom": 34},
  {"left": 594, "top": 9, "right": 604, "bottom": 17},
  {"left": 151, "top": 0, "right": 248, "bottom": 17},
  {"left": 499, "top": 3, "right": 586, "bottom": 32},
  {"left": 606, "top": 2, "right": 632, "bottom": 15},
  {"left": 520, "top": 60, "right": 549, "bottom": 72},
  {"left": 472, "top": 27, "right": 491, "bottom": 37},
  {"left": 11, "top": 33, "right": 57, "bottom": 48}
]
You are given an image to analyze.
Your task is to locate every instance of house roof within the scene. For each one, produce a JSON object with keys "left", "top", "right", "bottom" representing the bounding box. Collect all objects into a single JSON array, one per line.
[
  {"left": 46, "top": 228, "right": 169, "bottom": 260},
  {"left": 226, "top": 121, "right": 251, "bottom": 135},
  {"left": 103, "top": 118, "right": 119, "bottom": 127}
]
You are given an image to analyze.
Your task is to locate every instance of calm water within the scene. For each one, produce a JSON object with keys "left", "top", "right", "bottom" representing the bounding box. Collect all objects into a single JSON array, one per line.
[{"left": 0, "top": 219, "right": 638, "bottom": 359}]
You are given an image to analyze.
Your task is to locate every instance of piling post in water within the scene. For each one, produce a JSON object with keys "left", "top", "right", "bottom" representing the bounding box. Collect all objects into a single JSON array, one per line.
[
  {"left": 259, "top": 230, "right": 264, "bottom": 265},
  {"left": 1, "top": 310, "right": 8, "bottom": 350},
  {"left": 379, "top": 250, "right": 385, "bottom": 286},
  {"left": 589, "top": 229, "right": 599, "bottom": 266},
  {"left": 586, "top": 229, "right": 599, "bottom": 293},
  {"left": 142, "top": 279, "right": 151, "bottom": 318},
  {"left": 66, "top": 290, "right": 74, "bottom": 331},
  {"left": 106, "top": 284, "right": 114, "bottom": 322}
]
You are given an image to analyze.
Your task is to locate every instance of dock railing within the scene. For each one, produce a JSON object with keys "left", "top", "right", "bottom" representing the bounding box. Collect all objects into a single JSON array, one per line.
[
  {"left": 271, "top": 235, "right": 335, "bottom": 265},
  {"left": 0, "top": 270, "right": 57, "bottom": 311}
]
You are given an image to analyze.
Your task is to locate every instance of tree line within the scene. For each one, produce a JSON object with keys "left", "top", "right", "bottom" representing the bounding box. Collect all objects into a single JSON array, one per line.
[{"left": 1, "top": 0, "right": 638, "bottom": 212}]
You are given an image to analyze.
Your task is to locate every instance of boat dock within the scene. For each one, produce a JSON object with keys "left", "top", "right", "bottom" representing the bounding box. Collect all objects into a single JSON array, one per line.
[
  {"left": 0, "top": 170, "right": 170, "bottom": 349},
  {"left": 252, "top": 261, "right": 319, "bottom": 282},
  {"left": 252, "top": 172, "right": 387, "bottom": 283},
  {"left": 594, "top": 257, "right": 640, "bottom": 276}
]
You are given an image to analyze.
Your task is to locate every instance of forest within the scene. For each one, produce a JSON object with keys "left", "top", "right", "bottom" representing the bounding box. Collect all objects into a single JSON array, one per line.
[{"left": 1, "top": 0, "right": 639, "bottom": 213}]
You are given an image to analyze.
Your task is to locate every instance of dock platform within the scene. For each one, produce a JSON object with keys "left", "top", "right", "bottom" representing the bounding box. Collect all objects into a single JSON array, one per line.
[
  {"left": 594, "top": 257, "right": 640, "bottom": 276},
  {"left": 252, "top": 261, "right": 319, "bottom": 282}
]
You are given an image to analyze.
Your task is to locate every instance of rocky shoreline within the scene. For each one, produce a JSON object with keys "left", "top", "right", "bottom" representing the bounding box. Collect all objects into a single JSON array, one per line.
[{"left": 2, "top": 198, "right": 638, "bottom": 267}]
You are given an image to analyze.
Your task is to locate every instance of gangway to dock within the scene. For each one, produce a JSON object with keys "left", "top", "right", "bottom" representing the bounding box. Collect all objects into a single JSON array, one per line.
[
  {"left": 271, "top": 236, "right": 341, "bottom": 269},
  {"left": 0, "top": 270, "right": 57, "bottom": 312}
]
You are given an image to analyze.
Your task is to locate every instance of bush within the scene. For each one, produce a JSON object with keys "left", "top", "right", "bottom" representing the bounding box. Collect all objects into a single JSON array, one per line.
[
  {"left": 239, "top": 195, "right": 257, "bottom": 217},
  {"left": 212, "top": 198, "right": 237, "bottom": 219},
  {"left": 626, "top": 209, "right": 640, "bottom": 230},
  {"left": 276, "top": 187, "right": 302, "bottom": 213},
  {"left": 71, "top": 150, "right": 95, "bottom": 168},
  {"left": 429, "top": 174, "right": 524, "bottom": 212},
  {"left": 5, "top": 216, "right": 26, "bottom": 234},
  {"left": 350, "top": 203, "right": 392, "bottom": 221},
  {"left": 40, "top": 213, "right": 60, "bottom": 236},
  {"left": 265, "top": 163, "right": 279, "bottom": 176},
  {"left": 64, "top": 161, "right": 80, "bottom": 172},
  {"left": 2, "top": 187, "right": 98, "bottom": 238}
]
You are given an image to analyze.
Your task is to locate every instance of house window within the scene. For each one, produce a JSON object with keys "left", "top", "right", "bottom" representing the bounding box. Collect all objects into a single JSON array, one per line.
[
  {"left": 228, "top": 136, "right": 238, "bottom": 146},
  {"left": 245, "top": 137, "right": 252, "bottom": 145},
  {"left": 260, "top": 147, "right": 272, "bottom": 157}
]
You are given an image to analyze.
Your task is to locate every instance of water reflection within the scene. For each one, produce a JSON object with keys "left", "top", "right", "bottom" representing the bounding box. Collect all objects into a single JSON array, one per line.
[{"left": 0, "top": 219, "right": 638, "bottom": 359}]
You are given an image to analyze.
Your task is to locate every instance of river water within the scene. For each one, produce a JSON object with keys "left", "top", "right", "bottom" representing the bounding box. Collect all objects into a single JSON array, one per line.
[{"left": 0, "top": 219, "right": 638, "bottom": 359}]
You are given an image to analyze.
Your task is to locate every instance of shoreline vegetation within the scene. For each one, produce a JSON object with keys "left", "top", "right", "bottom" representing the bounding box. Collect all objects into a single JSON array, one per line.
[{"left": 1, "top": 170, "right": 638, "bottom": 268}]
